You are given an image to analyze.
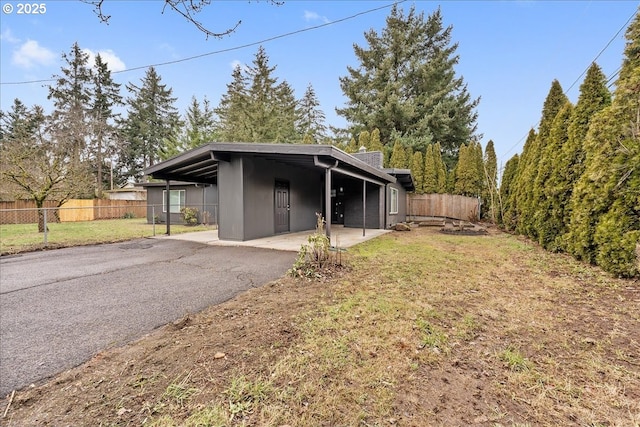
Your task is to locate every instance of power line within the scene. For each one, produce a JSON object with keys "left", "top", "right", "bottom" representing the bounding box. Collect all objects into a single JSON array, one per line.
[
  {"left": 1, "top": 0, "right": 406, "bottom": 86},
  {"left": 498, "top": 8, "right": 636, "bottom": 164}
]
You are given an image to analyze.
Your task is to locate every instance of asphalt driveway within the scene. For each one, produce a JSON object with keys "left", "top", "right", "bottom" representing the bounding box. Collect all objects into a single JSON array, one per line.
[{"left": 0, "top": 238, "right": 295, "bottom": 396}]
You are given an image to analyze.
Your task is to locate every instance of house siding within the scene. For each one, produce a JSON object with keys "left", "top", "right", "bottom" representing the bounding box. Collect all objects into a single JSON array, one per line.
[
  {"left": 217, "top": 155, "right": 322, "bottom": 241},
  {"left": 386, "top": 182, "right": 407, "bottom": 226},
  {"left": 145, "top": 184, "right": 217, "bottom": 224},
  {"left": 242, "top": 156, "right": 321, "bottom": 241},
  {"left": 218, "top": 156, "right": 245, "bottom": 240}
]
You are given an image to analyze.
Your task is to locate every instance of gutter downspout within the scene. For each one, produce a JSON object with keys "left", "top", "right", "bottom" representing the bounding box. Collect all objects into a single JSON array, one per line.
[{"left": 314, "top": 156, "right": 338, "bottom": 240}]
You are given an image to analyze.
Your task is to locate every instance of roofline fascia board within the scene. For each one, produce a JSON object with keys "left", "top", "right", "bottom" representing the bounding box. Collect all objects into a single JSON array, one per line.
[
  {"left": 206, "top": 143, "right": 393, "bottom": 182},
  {"left": 333, "top": 166, "right": 387, "bottom": 186},
  {"left": 145, "top": 145, "right": 214, "bottom": 175}
]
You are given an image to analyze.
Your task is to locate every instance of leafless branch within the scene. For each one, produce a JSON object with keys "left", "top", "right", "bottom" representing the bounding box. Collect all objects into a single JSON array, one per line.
[
  {"left": 80, "top": 0, "right": 285, "bottom": 39},
  {"left": 163, "top": 0, "right": 240, "bottom": 39}
]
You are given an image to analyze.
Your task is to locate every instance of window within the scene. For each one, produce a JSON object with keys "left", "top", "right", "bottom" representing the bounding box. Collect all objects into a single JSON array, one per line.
[
  {"left": 390, "top": 187, "right": 399, "bottom": 214},
  {"left": 162, "top": 190, "right": 185, "bottom": 213}
]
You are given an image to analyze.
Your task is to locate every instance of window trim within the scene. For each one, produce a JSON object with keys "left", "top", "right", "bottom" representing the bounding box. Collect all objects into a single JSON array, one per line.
[
  {"left": 390, "top": 187, "right": 399, "bottom": 215},
  {"left": 162, "top": 189, "right": 186, "bottom": 213}
]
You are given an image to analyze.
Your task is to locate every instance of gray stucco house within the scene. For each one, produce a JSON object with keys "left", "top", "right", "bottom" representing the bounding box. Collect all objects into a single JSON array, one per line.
[{"left": 144, "top": 143, "right": 413, "bottom": 241}]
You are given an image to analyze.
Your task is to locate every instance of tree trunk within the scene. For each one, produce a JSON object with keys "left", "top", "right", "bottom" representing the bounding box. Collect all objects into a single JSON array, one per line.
[{"left": 36, "top": 200, "right": 48, "bottom": 233}]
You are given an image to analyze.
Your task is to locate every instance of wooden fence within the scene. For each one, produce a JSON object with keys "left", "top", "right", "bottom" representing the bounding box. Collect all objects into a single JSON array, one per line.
[
  {"left": 0, "top": 199, "right": 147, "bottom": 224},
  {"left": 407, "top": 194, "right": 480, "bottom": 221}
]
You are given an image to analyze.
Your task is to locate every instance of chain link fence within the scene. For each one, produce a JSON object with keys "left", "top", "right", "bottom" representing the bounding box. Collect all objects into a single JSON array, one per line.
[{"left": 0, "top": 202, "right": 218, "bottom": 255}]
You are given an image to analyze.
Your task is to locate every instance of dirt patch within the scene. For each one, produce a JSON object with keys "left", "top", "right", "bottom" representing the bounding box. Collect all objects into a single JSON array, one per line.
[{"left": 2, "top": 228, "right": 639, "bottom": 426}]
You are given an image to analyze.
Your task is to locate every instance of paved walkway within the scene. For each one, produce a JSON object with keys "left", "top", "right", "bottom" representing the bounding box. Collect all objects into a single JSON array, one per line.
[{"left": 158, "top": 226, "right": 391, "bottom": 251}]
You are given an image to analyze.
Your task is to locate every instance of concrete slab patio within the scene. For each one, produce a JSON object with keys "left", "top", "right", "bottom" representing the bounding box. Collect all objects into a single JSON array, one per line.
[{"left": 158, "top": 226, "right": 391, "bottom": 252}]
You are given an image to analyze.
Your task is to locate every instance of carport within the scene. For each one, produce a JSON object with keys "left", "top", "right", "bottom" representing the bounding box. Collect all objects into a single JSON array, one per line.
[{"left": 145, "top": 143, "right": 413, "bottom": 241}]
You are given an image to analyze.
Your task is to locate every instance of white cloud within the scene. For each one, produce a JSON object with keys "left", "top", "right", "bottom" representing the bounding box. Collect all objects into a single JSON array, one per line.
[
  {"left": 304, "top": 10, "right": 329, "bottom": 24},
  {"left": 12, "top": 40, "right": 56, "bottom": 68},
  {"left": 1, "top": 28, "right": 20, "bottom": 44},
  {"left": 83, "top": 48, "right": 126, "bottom": 72}
]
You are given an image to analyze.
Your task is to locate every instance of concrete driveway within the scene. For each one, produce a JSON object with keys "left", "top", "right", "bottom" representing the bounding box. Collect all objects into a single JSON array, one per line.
[{"left": 0, "top": 239, "right": 295, "bottom": 396}]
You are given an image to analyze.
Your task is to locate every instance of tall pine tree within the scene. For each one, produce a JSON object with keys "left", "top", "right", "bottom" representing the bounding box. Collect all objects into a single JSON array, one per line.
[
  {"left": 90, "top": 54, "right": 123, "bottom": 196},
  {"left": 47, "top": 42, "right": 94, "bottom": 197},
  {"left": 297, "top": 83, "right": 327, "bottom": 144},
  {"left": 121, "top": 67, "right": 182, "bottom": 181},
  {"left": 337, "top": 5, "right": 479, "bottom": 167},
  {"left": 162, "top": 96, "right": 217, "bottom": 159}
]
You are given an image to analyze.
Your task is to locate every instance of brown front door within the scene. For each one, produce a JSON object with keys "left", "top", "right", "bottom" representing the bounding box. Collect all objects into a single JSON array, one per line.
[{"left": 275, "top": 181, "right": 290, "bottom": 234}]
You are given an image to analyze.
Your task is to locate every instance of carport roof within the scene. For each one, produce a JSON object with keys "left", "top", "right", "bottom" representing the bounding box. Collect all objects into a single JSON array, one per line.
[{"left": 145, "top": 142, "right": 410, "bottom": 188}]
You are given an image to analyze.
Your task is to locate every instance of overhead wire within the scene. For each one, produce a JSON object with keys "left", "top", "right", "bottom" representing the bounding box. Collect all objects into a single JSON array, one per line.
[
  {"left": 497, "top": 7, "right": 635, "bottom": 167},
  {"left": 0, "top": 0, "right": 406, "bottom": 86}
]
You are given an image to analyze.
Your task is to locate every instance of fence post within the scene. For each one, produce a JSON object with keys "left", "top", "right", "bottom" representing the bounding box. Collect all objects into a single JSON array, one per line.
[
  {"left": 43, "top": 208, "right": 48, "bottom": 247},
  {"left": 152, "top": 205, "right": 156, "bottom": 236}
]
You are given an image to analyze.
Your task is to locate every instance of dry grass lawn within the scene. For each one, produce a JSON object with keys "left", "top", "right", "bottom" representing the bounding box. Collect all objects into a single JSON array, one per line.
[{"left": 2, "top": 226, "right": 639, "bottom": 426}]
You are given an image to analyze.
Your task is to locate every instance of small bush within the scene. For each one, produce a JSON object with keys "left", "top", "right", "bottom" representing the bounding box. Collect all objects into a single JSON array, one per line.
[
  {"left": 180, "top": 207, "right": 199, "bottom": 226},
  {"left": 289, "top": 213, "right": 341, "bottom": 278},
  {"left": 122, "top": 211, "right": 136, "bottom": 219}
]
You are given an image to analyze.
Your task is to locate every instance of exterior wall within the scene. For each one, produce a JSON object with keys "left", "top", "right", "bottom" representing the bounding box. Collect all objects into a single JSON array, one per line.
[
  {"left": 218, "top": 157, "right": 245, "bottom": 240},
  {"left": 241, "top": 156, "right": 321, "bottom": 241},
  {"left": 385, "top": 182, "right": 407, "bottom": 227},
  {"left": 145, "top": 184, "right": 217, "bottom": 224}
]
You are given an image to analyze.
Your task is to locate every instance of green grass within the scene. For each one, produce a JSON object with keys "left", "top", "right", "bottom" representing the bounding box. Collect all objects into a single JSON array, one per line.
[{"left": 0, "top": 218, "right": 216, "bottom": 255}]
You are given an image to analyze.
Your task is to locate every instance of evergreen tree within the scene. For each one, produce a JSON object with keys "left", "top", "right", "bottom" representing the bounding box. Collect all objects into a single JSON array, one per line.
[
  {"left": 358, "top": 130, "right": 371, "bottom": 152},
  {"left": 513, "top": 81, "right": 568, "bottom": 238},
  {"left": 121, "top": 67, "right": 182, "bottom": 181},
  {"left": 245, "top": 46, "right": 280, "bottom": 142},
  {"left": 297, "top": 83, "right": 327, "bottom": 143},
  {"left": 423, "top": 144, "right": 437, "bottom": 193},
  {"left": 454, "top": 141, "right": 483, "bottom": 197},
  {"left": 163, "top": 96, "right": 217, "bottom": 159},
  {"left": 433, "top": 142, "right": 447, "bottom": 193},
  {"left": 550, "top": 64, "right": 611, "bottom": 252},
  {"left": 533, "top": 101, "right": 573, "bottom": 250},
  {"left": 369, "top": 128, "right": 384, "bottom": 152},
  {"left": 90, "top": 54, "right": 123, "bottom": 197},
  {"left": 498, "top": 154, "right": 519, "bottom": 230},
  {"left": 273, "top": 80, "right": 300, "bottom": 142},
  {"left": 345, "top": 137, "right": 358, "bottom": 153},
  {"left": 215, "top": 46, "right": 301, "bottom": 143},
  {"left": 568, "top": 11, "right": 640, "bottom": 276},
  {"left": 337, "top": 5, "right": 479, "bottom": 167},
  {"left": 411, "top": 151, "right": 424, "bottom": 194},
  {"left": 483, "top": 140, "right": 498, "bottom": 222},
  {"left": 389, "top": 139, "right": 408, "bottom": 168},
  {"left": 215, "top": 65, "right": 250, "bottom": 142},
  {"left": 47, "top": 42, "right": 94, "bottom": 197}
]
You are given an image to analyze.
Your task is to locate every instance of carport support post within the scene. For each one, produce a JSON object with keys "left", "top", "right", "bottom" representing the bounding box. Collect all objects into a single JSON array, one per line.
[
  {"left": 325, "top": 168, "right": 332, "bottom": 239},
  {"left": 362, "top": 180, "right": 366, "bottom": 237},
  {"left": 165, "top": 180, "right": 171, "bottom": 236}
]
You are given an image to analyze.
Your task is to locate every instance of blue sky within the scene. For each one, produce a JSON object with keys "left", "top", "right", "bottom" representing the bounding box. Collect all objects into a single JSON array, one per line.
[{"left": 1, "top": 1, "right": 638, "bottom": 170}]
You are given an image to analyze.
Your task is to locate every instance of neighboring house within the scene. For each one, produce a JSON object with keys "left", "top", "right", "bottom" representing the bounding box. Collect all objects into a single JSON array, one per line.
[
  {"left": 103, "top": 185, "right": 147, "bottom": 201},
  {"left": 137, "top": 181, "right": 218, "bottom": 225},
  {"left": 144, "top": 143, "right": 413, "bottom": 241}
]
